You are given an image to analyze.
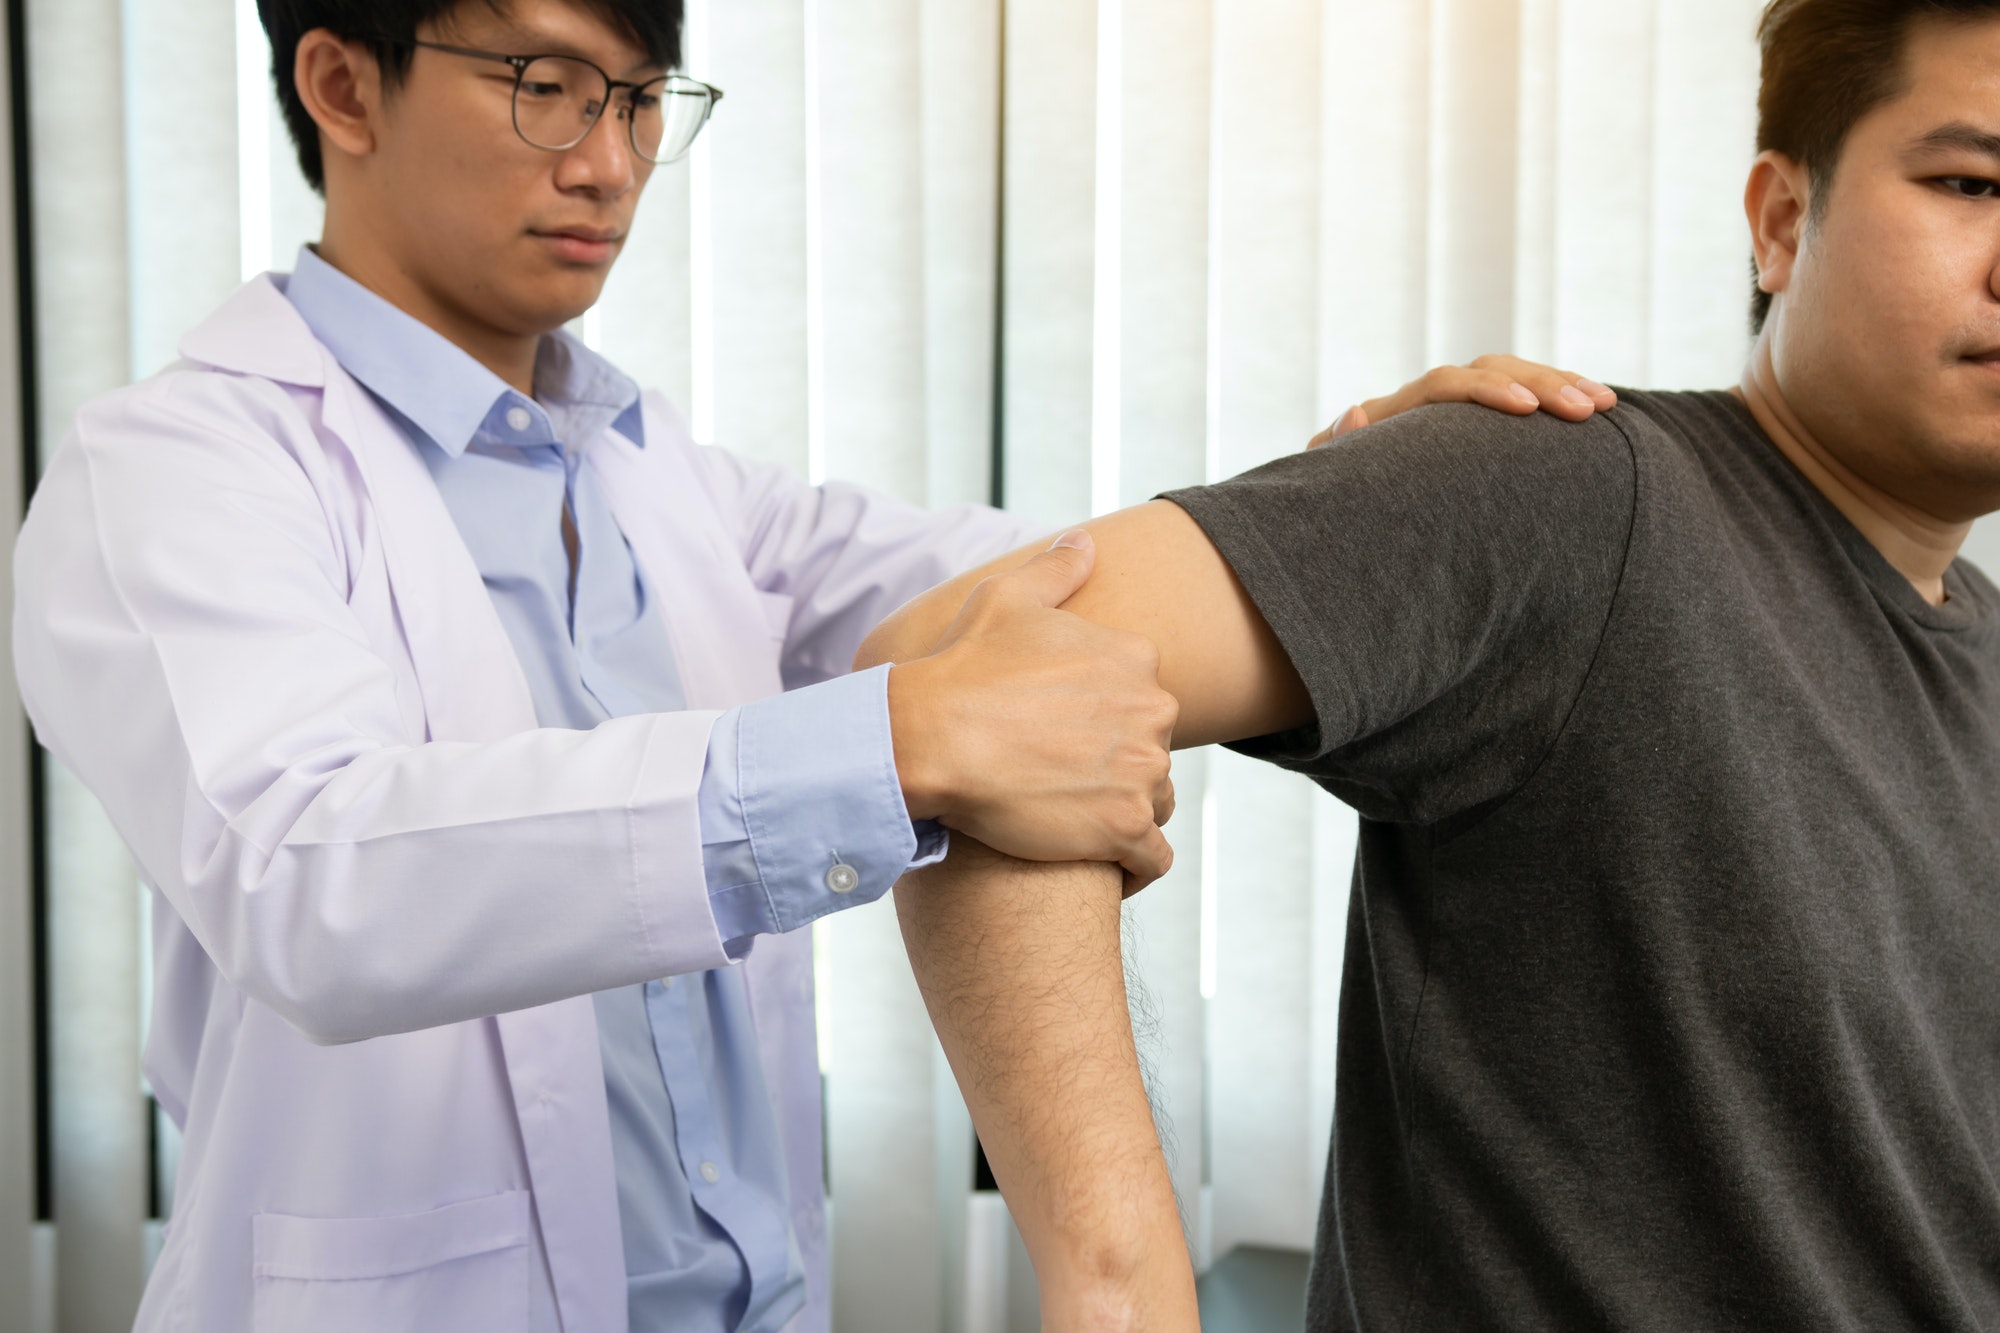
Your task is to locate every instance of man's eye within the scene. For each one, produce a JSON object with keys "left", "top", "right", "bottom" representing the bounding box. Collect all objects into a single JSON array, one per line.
[
  {"left": 520, "top": 81, "right": 566, "bottom": 99},
  {"left": 1940, "top": 175, "right": 2000, "bottom": 198}
]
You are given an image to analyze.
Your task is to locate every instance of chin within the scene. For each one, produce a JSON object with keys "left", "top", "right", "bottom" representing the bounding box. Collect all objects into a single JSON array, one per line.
[{"left": 500, "top": 281, "right": 609, "bottom": 337}]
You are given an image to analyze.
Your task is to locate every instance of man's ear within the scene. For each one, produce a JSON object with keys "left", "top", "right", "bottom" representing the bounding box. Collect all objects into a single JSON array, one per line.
[
  {"left": 1746, "top": 150, "right": 1811, "bottom": 306},
  {"left": 293, "top": 29, "right": 382, "bottom": 166}
]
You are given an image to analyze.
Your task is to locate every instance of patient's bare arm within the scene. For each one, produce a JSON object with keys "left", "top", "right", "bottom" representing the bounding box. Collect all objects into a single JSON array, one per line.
[
  {"left": 860, "top": 501, "right": 1306, "bottom": 1328},
  {"left": 896, "top": 841, "right": 1196, "bottom": 1330}
]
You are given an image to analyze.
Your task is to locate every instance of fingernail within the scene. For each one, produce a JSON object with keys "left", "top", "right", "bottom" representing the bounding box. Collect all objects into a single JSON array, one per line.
[
  {"left": 1558, "top": 385, "right": 1594, "bottom": 409},
  {"left": 1575, "top": 377, "right": 1614, "bottom": 400},
  {"left": 1049, "top": 528, "right": 1092, "bottom": 551},
  {"left": 1508, "top": 383, "right": 1540, "bottom": 409},
  {"left": 1331, "top": 405, "right": 1366, "bottom": 438}
]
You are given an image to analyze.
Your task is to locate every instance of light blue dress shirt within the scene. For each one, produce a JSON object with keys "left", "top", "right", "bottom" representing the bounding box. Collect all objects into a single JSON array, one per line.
[{"left": 282, "top": 247, "right": 937, "bottom": 1331}]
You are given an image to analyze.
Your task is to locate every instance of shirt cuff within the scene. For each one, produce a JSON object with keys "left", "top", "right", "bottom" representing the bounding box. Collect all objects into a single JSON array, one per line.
[{"left": 697, "top": 665, "right": 944, "bottom": 950}]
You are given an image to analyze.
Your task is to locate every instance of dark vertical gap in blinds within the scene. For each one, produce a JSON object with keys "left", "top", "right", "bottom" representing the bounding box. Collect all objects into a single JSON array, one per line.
[
  {"left": 146, "top": 1104, "right": 161, "bottom": 1220},
  {"left": 6, "top": 0, "right": 51, "bottom": 1227},
  {"left": 972, "top": 1137, "right": 998, "bottom": 1192},
  {"left": 987, "top": 0, "right": 1008, "bottom": 511},
  {"left": 973, "top": 0, "right": 1007, "bottom": 1188},
  {"left": 976, "top": 0, "right": 1008, "bottom": 1184}
]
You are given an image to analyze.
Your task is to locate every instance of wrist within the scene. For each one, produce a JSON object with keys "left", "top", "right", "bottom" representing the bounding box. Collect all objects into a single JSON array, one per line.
[{"left": 887, "top": 658, "right": 950, "bottom": 822}]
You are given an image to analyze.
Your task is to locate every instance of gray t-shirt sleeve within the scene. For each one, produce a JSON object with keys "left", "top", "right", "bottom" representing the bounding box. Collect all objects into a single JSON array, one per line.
[{"left": 1162, "top": 403, "right": 1637, "bottom": 826}]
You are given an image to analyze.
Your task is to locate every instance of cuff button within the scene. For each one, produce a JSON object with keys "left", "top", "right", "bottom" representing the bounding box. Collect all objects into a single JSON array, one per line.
[{"left": 825, "top": 861, "right": 860, "bottom": 895}]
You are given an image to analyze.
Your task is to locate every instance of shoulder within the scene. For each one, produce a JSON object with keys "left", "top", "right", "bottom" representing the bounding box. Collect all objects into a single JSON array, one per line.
[
  {"left": 33, "top": 366, "right": 339, "bottom": 557},
  {"left": 70, "top": 361, "right": 325, "bottom": 473},
  {"left": 1171, "top": 398, "right": 1641, "bottom": 568}
]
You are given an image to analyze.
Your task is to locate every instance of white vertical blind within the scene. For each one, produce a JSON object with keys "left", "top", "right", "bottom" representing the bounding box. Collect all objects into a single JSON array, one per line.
[
  {"left": 707, "top": 0, "right": 810, "bottom": 471},
  {"left": 27, "top": 2, "right": 2000, "bottom": 1330},
  {"left": 915, "top": 0, "right": 1002, "bottom": 509},
  {"left": 999, "top": 0, "right": 1095, "bottom": 529},
  {"left": 26, "top": 0, "right": 154, "bottom": 1326},
  {"left": 1429, "top": 0, "right": 1519, "bottom": 366}
]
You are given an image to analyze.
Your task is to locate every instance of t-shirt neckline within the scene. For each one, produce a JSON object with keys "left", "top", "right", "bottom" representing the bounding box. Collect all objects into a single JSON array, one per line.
[{"left": 1709, "top": 389, "right": 1986, "bottom": 634}]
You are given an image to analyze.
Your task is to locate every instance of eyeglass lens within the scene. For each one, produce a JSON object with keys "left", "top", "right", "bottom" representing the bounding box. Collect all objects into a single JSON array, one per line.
[{"left": 511, "top": 56, "right": 713, "bottom": 163}]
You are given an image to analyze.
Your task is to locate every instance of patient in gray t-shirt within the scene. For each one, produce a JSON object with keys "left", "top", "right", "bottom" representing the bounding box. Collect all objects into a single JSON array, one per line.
[{"left": 1164, "top": 388, "right": 2000, "bottom": 1331}]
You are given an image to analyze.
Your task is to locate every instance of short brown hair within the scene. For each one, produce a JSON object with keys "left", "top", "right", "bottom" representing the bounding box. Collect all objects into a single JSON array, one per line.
[{"left": 1752, "top": 0, "right": 2000, "bottom": 332}]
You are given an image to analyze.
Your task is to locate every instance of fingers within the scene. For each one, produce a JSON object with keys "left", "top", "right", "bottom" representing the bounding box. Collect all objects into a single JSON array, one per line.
[
  {"left": 1467, "top": 354, "right": 1618, "bottom": 421},
  {"left": 1307, "top": 405, "right": 1367, "bottom": 449},
  {"left": 1331, "top": 358, "right": 1623, "bottom": 438},
  {"left": 1118, "top": 824, "right": 1175, "bottom": 893},
  {"left": 1353, "top": 366, "right": 1536, "bottom": 430},
  {"left": 1153, "top": 775, "right": 1177, "bottom": 827},
  {"left": 992, "top": 528, "right": 1097, "bottom": 610}
]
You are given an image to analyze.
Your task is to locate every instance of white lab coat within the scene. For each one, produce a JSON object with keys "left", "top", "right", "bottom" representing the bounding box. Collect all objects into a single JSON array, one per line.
[{"left": 11, "top": 276, "right": 1034, "bottom": 1333}]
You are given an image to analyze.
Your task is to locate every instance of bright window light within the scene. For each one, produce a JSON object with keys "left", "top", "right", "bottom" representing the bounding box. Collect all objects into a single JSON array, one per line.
[{"left": 235, "top": 0, "right": 272, "bottom": 281}]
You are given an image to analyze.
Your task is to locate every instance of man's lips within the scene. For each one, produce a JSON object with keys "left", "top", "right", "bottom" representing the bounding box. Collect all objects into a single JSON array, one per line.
[{"left": 533, "top": 228, "right": 622, "bottom": 263}]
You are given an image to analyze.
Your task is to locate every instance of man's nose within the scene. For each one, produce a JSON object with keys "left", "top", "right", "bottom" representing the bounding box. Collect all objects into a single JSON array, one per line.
[{"left": 558, "top": 104, "right": 636, "bottom": 196}]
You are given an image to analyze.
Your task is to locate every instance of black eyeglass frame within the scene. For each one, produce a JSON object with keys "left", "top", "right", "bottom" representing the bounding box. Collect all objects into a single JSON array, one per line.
[{"left": 401, "top": 38, "right": 724, "bottom": 163}]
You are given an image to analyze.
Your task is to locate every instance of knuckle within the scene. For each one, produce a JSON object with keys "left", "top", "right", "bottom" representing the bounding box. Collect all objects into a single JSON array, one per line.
[{"left": 1114, "top": 631, "right": 1160, "bottom": 673}]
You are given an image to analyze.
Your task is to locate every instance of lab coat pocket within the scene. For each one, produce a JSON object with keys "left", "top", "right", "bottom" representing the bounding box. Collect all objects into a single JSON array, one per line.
[{"left": 251, "top": 1189, "right": 532, "bottom": 1333}]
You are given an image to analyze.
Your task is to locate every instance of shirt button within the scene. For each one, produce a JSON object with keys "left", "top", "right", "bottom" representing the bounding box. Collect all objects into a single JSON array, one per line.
[
  {"left": 699, "top": 1160, "right": 721, "bottom": 1184},
  {"left": 505, "top": 406, "right": 533, "bottom": 432},
  {"left": 825, "top": 862, "right": 860, "bottom": 895}
]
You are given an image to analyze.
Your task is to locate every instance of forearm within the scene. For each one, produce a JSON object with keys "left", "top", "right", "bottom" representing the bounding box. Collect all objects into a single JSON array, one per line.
[{"left": 896, "top": 839, "right": 1197, "bottom": 1331}]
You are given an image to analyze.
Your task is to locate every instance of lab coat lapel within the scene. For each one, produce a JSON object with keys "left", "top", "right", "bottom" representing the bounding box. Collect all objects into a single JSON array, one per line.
[
  {"left": 589, "top": 411, "right": 785, "bottom": 711},
  {"left": 181, "top": 280, "right": 629, "bottom": 1333}
]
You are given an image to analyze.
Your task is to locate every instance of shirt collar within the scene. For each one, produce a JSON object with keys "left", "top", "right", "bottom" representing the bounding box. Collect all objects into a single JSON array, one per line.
[{"left": 280, "top": 245, "right": 644, "bottom": 458}]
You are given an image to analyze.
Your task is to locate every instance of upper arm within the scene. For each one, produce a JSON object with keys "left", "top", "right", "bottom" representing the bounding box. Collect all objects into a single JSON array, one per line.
[{"left": 857, "top": 499, "right": 1312, "bottom": 750}]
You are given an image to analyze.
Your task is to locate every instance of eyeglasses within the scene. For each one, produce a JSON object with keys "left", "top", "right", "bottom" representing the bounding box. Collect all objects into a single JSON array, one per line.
[{"left": 405, "top": 39, "right": 723, "bottom": 164}]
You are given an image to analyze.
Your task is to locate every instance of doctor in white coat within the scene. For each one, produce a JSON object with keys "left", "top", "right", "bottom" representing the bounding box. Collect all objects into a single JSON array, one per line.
[{"left": 9, "top": 1, "right": 1184, "bottom": 1329}]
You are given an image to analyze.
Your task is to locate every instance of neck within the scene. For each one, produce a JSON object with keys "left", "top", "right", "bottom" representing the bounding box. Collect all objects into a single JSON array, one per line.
[
  {"left": 314, "top": 222, "right": 540, "bottom": 397},
  {"left": 1737, "top": 337, "right": 1968, "bottom": 606}
]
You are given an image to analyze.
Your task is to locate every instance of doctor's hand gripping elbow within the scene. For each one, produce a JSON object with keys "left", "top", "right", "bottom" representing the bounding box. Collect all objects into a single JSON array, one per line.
[{"left": 864, "top": 529, "right": 1179, "bottom": 892}]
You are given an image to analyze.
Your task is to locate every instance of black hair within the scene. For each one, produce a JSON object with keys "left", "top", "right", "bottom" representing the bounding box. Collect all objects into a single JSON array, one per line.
[
  {"left": 257, "top": 0, "right": 684, "bottom": 191},
  {"left": 1751, "top": 0, "right": 2000, "bottom": 332}
]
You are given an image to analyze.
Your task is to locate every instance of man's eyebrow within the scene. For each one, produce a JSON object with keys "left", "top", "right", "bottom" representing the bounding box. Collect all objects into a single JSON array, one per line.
[
  {"left": 1904, "top": 122, "right": 2000, "bottom": 161},
  {"left": 484, "top": 20, "right": 665, "bottom": 77}
]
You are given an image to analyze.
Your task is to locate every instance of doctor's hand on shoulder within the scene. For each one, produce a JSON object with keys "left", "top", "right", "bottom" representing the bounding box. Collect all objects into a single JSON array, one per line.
[
  {"left": 859, "top": 530, "right": 1179, "bottom": 892},
  {"left": 1311, "top": 352, "right": 1618, "bottom": 446}
]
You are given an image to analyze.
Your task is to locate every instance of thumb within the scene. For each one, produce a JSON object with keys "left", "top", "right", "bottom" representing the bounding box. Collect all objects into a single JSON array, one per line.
[{"left": 998, "top": 529, "right": 1097, "bottom": 609}]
